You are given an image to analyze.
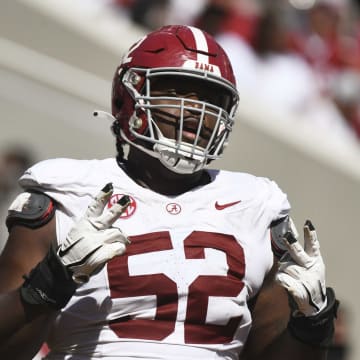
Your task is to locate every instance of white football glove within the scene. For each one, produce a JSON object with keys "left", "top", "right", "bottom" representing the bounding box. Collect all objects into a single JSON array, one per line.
[
  {"left": 275, "top": 220, "right": 327, "bottom": 317},
  {"left": 58, "top": 183, "right": 130, "bottom": 284}
]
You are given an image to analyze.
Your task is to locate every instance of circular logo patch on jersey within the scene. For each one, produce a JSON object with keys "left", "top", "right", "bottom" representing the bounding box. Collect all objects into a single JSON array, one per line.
[
  {"left": 166, "top": 203, "right": 181, "bottom": 215},
  {"left": 108, "top": 194, "right": 136, "bottom": 218}
]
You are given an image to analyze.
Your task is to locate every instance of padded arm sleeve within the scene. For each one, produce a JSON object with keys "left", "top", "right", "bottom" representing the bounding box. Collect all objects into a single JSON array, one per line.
[{"left": 6, "top": 191, "right": 56, "bottom": 231}]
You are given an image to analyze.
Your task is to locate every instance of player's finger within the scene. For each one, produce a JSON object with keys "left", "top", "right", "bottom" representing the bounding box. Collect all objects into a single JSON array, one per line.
[
  {"left": 101, "top": 228, "right": 130, "bottom": 245},
  {"left": 303, "top": 220, "right": 320, "bottom": 257},
  {"left": 94, "top": 195, "right": 131, "bottom": 228},
  {"left": 275, "top": 272, "right": 297, "bottom": 292},
  {"left": 86, "top": 183, "right": 114, "bottom": 218},
  {"left": 283, "top": 232, "right": 313, "bottom": 268},
  {"left": 70, "top": 242, "right": 128, "bottom": 284},
  {"left": 279, "top": 263, "right": 305, "bottom": 281},
  {"left": 93, "top": 242, "right": 128, "bottom": 262}
]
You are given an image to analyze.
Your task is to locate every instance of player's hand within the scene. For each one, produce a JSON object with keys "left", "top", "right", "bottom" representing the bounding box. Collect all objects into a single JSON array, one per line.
[
  {"left": 58, "top": 183, "right": 130, "bottom": 284},
  {"left": 275, "top": 220, "right": 327, "bottom": 317}
]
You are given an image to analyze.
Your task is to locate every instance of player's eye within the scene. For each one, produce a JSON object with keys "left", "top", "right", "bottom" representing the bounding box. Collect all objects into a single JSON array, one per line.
[{"left": 151, "top": 89, "right": 178, "bottom": 97}]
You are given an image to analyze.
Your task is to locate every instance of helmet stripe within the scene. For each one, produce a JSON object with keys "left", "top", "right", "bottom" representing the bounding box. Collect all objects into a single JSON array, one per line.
[{"left": 188, "top": 26, "right": 209, "bottom": 64}]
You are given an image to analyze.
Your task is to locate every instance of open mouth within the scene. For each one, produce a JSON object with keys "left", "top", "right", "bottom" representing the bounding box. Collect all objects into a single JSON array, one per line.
[
  {"left": 181, "top": 117, "right": 212, "bottom": 142},
  {"left": 181, "top": 118, "right": 199, "bottom": 140}
]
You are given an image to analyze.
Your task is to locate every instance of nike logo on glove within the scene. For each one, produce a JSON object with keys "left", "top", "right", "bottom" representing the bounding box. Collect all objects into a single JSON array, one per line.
[
  {"left": 57, "top": 240, "right": 82, "bottom": 258},
  {"left": 215, "top": 200, "right": 241, "bottom": 210}
]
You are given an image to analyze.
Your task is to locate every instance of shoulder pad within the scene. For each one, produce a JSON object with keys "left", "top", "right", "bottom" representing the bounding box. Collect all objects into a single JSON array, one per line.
[{"left": 6, "top": 191, "right": 56, "bottom": 231}]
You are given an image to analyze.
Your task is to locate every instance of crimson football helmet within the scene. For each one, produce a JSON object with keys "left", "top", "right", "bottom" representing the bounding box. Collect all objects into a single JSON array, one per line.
[{"left": 111, "top": 25, "right": 239, "bottom": 174}]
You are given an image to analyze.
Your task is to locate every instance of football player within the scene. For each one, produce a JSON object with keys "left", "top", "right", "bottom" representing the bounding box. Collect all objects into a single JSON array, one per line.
[{"left": 0, "top": 25, "right": 338, "bottom": 359}]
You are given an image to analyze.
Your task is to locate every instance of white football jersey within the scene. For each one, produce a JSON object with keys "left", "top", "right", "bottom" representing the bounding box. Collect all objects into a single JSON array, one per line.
[{"left": 19, "top": 158, "right": 290, "bottom": 360}]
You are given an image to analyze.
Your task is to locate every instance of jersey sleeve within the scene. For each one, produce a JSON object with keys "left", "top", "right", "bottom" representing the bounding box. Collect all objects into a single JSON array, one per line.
[
  {"left": 263, "top": 177, "right": 291, "bottom": 222},
  {"left": 16, "top": 159, "right": 96, "bottom": 247},
  {"left": 17, "top": 158, "right": 102, "bottom": 217},
  {"left": 19, "top": 158, "right": 90, "bottom": 196},
  {"left": 259, "top": 177, "right": 292, "bottom": 261}
]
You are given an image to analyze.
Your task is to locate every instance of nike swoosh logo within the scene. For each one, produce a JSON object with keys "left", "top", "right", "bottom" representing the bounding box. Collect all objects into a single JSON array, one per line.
[
  {"left": 57, "top": 238, "right": 83, "bottom": 257},
  {"left": 215, "top": 200, "right": 241, "bottom": 210}
]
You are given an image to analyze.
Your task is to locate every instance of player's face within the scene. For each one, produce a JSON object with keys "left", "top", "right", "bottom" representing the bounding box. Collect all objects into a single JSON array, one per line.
[{"left": 149, "top": 76, "right": 229, "bottom": 149}]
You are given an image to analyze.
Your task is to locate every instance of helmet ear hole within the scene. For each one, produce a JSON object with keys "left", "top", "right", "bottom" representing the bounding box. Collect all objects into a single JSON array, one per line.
[
  {"left": 111, "top": 120, "right": 121, "bottom": 136},
  {"left": 112, "top": 72, "right": 125, "bottom": 115},
  {"left": 114, "top": 98, "right": 123, "bottom": 110}
]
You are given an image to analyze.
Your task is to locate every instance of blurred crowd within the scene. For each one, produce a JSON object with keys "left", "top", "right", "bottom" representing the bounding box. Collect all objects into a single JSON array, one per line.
[{"left": 107, "top": 0, "right": 360, "bottom": 147}]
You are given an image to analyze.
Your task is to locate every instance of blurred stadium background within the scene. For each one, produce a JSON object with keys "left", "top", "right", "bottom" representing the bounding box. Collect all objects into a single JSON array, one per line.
[{"left": 1, "top": 0, "right": 359, "bottom": 359}]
